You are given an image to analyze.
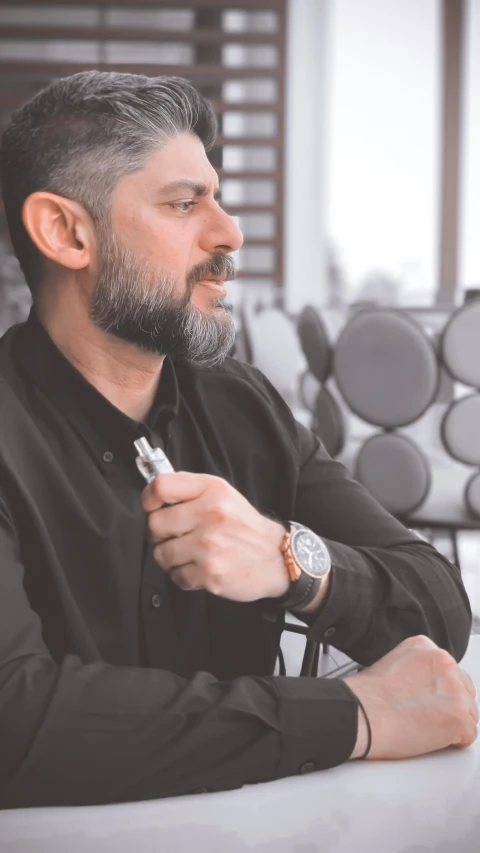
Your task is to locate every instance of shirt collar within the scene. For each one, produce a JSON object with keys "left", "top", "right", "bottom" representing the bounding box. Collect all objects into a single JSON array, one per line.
[{"left": 13, "top": 308, "right": 180, "bottom": 461}]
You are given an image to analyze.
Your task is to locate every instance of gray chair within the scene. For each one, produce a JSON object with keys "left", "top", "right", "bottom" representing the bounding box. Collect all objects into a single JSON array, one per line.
[
  {"left": 354, "top": 433, "right": 431, "bottom": 517},
  {"left": 298, "top": 369, "right": 321, "bottom": 413},
  {"left": 312, "top": 385, "right": 347, "bottom": 459},
  {"left": 331, "top": 308, "right": 473, "bottom": 570},
  {"left": 297, "top": 305, "right": 333, "bottom": 383},
  {"left": 441, "top": 395, "right": 480, "bottom": 467},
  {"left": 440, "top": 299, "right": 480, "bottom": 388},
  {"left": 333, "top": 308, "right": 439, "bottom": 428},
  {"left": 246, "top": 306, "right": 310, "bottom": 424},
  {"left": 465, "top": 472, "right": 480, "bottom": 520}
]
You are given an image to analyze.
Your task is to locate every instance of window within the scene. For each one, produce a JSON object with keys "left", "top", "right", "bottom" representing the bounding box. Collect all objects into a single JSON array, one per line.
[
  {"left": 459, "top": 0, "right": 480, "bottom": 295},
  {"left": 326, "top": 0, "right": 440, "bottom": 306}
]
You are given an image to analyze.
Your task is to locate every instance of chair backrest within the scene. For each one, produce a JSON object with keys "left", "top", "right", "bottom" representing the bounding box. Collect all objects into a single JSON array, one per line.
[
  {"left": 235, "top": 304, "right": 254, "bottom": 364},
  {"left": 246, "top": 307, "right": 307, "bottom": 407},
  {"left": 297, "top": 305, "right": 333, "bottom": 383},
  {"left": 440, "top": 299, "right": 480, "bottom": 388},
  {"left": 312, "top": 386, "right": 347, "bottom": 458},
  {"left": 298, "top": 370, "right": 321, "bottom": 412},
  {"left": 333, "top": 308, "right": 439, "bottom": 428}
]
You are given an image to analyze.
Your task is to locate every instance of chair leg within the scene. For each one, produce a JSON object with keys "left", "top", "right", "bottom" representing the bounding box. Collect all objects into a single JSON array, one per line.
[
  {"left": 449, "top": 529, "right": 461, "bottom": 573},
  {"left": 300, "top": 640, "right": 320, "bottom": 677}
]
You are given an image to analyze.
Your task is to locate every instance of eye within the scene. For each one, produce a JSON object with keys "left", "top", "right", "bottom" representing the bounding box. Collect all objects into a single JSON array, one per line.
[{"left": 171, "top": 200, "right": 198, "bottom": 213}]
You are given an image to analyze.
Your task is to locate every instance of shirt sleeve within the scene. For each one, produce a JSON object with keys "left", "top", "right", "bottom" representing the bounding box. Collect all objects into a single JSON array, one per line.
[
  {"left": 293, "top": 422, "right": 472, "bottom": 664},
  {"left": 0, "top": 496, "right": 358, "bottom": 809}
]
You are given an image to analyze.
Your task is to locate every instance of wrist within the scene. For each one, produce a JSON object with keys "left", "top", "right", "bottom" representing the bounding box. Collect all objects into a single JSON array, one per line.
[
  {"left": 292, "top": 570, "right": 331, "bottom": 615},
  {"left": 265, "top": 518, "right": 291, "bottom": 599}
]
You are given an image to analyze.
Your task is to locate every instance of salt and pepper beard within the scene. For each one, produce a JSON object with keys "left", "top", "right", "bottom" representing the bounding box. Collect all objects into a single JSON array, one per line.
[{"left": 89, "top": 225, "right": 236, "bottom": 366}]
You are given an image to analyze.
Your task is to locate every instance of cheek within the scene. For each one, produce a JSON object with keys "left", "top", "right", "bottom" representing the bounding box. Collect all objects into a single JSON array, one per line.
[{"left": 119, "top": 210, "right": 188, "bottom": 271}]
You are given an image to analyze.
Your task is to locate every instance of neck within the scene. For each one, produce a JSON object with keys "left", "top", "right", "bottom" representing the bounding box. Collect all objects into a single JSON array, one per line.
[{"left": 35, "top": 289, "right": 165, "bottom": 423}]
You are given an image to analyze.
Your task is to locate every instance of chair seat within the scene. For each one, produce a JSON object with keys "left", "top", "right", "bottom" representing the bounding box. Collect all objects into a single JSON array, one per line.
[
  {"left": 465, "top": 471, "right": 480, "bottom": 520},
  {"left": 354, "top": 432, "right": 431, "bottom": 516},
  {"left": 340, "top": 432, "right": 480, "bottom": 530},
  {"left": 441, "top": 394, "right": 480, "bottom": 466}
]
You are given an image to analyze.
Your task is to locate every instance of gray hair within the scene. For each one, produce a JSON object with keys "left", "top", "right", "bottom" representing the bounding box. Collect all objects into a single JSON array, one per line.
[{"left": 0, "top": 71, "right": 217, "bottom": 294}]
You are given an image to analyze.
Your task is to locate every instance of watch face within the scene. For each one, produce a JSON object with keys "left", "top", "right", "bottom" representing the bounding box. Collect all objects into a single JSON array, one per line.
[{"left": 291, "top": 528, "right": 331, "bottom": 579}]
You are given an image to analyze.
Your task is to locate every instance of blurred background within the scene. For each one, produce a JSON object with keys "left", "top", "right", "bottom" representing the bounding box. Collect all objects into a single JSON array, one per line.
[{"left": 0, "top": 0, "right": 479, "bottom": 640}]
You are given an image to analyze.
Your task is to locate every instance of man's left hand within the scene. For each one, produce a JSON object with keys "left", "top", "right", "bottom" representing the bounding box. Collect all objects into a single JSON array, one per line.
[{"left": 141, "top": 471, "right": 290, "bottom": 602}]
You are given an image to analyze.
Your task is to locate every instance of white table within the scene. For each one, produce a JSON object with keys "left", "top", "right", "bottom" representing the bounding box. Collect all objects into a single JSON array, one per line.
[{"left": 1, "top": 636, "right": 479, "bottom": 853}]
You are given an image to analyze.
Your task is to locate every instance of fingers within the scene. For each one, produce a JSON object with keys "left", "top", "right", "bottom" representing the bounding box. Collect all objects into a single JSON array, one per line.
[
  {"left": 147, "top": 501, "right": 196, "bottom": 544},
  {"left": 169, "top": 564, "right": 204, "bottom": 592},
  {"left": 454, "top": 717, "right": 478, "bottom": 749},
  {"left": 402, "top": 634, "right": 439, "bottom": 650},
  {"left": 452, "top": 678, "right": 479, "bottom": 748},
  {"left": 453, "top": 667, "right": 478, "bottom": 729},
  {"left": 458, "top": 667, "right": 477, "bottom": 701},
  {"left": 152, "top": 529, "right": 229, "bottom": 595},
  {"left": 147, "top": 548, "right": 206, "bottom": 592},
  {"left": 141, "top": 471, "right": 213, "bottom": 513},
  {"left": 153, "top": 530, "right": 200, "bottom": 574},
  {"left": 144, "top": 474, "right": 235, "bottom": 546}
]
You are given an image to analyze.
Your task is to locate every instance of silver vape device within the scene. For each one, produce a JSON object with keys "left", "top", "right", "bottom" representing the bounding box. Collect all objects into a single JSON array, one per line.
[{"left": 134, "top": 436, "right": 175, "bottom": 484}]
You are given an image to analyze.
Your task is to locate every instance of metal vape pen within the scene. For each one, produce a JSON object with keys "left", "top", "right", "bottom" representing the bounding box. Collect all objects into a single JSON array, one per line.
[{"left": 134, "top": 436, "right": 175, "bottom": 484}]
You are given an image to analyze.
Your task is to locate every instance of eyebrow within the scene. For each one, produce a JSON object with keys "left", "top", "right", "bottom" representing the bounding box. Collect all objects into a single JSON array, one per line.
[{"left": 156, "top": 180, "right": 221, "bottom": 200}]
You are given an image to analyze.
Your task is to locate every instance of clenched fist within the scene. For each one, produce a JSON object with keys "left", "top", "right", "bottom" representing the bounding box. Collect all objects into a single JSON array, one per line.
[
  {"left": 141, "top": 471, "right": 290, "bottom": 602},
  {"left": 346, "top": 635, "right": 479, "bottom": 761}
]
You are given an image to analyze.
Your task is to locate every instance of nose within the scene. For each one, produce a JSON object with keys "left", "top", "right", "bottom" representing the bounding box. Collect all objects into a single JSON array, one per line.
[{"left": 203, "top": 204, "right": 244, "bottom": 255}]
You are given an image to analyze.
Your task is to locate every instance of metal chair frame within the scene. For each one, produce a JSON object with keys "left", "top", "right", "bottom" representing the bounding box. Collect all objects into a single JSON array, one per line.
[{"left": 279, "top": 621, "right": 331, "bottom": 678}]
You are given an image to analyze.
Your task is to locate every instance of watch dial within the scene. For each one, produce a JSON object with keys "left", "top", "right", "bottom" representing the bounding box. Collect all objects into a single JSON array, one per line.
[{"left": 292, "top": 529, "right": 330, "bottom": 578}]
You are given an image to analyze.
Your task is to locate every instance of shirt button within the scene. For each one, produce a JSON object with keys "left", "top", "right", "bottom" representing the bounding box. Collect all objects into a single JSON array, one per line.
[
  {"left": 324, "top": 626, "right": 336, "bottom": 638},
  {"left": 102, "top": 451, "right": 114, "bottom": 463},
  {"left": 151, "top": 594, "right": 161, "bottom": 608},
  {"left": 299, "top": 761, "right": 316, "bottom": 775}
]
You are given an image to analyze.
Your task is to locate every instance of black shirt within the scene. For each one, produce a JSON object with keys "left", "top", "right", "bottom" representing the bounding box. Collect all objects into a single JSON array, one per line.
[{"left": 0, "top": 309, "right": 471, "bottom": 808}]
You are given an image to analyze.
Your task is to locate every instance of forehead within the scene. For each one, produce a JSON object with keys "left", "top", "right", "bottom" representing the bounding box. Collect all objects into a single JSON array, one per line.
[{"left": 137, "top": 132, "right": 217, "bottom": 189}]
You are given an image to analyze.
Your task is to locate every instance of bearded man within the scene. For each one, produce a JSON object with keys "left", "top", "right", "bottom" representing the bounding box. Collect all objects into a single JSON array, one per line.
[{"left": 0, "top": 72, "right": 476, "bottom": 809}]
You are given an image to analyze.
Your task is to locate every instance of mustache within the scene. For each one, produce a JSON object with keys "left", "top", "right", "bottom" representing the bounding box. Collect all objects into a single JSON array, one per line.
[{"left": 187, "top": 254, "right": 237, "bottom": 287}]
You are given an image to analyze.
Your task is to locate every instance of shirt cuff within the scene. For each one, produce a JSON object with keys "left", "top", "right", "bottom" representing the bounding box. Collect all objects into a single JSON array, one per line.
[{"left": 273, "top": 675, "right": 358, "bottom": 776}]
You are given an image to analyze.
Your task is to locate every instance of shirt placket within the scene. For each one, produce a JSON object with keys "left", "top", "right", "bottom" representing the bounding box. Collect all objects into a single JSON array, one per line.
[{"left": 136, "top": 423, "right": 180, "bottom": 673}]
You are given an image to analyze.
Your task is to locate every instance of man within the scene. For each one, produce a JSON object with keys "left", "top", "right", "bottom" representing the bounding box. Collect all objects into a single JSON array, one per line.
[{"left": 0, "top": 72, "right": 476, "bottom": 809}]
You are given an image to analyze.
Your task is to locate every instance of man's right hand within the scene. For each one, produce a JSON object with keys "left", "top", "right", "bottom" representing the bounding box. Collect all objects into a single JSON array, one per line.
[{"left": 345, "top": 634, "right": 479, "bottom": 761}]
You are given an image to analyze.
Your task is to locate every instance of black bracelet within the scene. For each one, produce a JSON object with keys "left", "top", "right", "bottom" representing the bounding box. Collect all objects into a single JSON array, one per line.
[
  {"left": 355, "top": 696, "right": 372, "bottom": 759},
  {"left": 275, "top": 575, "right": 319, "bottom": 612}
]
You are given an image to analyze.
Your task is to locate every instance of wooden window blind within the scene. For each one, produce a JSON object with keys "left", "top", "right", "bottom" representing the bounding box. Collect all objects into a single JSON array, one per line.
[{"left": 0, "top": 0, "right": 286, "bottom": 293}]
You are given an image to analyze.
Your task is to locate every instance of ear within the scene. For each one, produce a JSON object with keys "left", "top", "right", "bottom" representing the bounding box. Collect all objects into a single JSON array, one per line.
[{"left": 22, "top": 192, "right": 95, "bottom": 273}]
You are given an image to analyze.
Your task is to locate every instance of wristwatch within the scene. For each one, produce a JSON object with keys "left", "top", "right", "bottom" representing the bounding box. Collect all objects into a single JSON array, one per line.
[{"left": 275, "top": 521, "right": 331, "bottom": 611}]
